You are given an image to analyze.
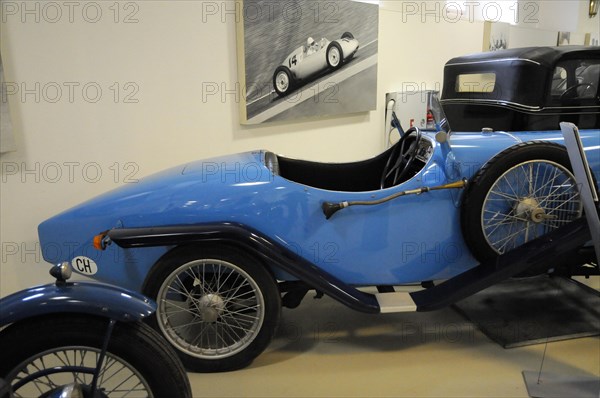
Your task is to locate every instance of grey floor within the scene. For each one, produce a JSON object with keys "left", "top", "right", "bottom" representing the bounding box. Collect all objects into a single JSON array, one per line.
[{"left": 188, "top": 278, "right": 600, "bottom": 397}]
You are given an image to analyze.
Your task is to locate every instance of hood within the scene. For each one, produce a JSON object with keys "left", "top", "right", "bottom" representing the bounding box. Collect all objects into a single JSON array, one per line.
[{"left": 38, "top": 151, "right": 274, "bottom": 261}]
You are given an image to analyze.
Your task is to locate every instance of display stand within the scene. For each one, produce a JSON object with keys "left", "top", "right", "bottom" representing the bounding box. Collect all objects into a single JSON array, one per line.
[
  {"left": 521, "top": 122, "right": 600, "bottom": 398},
  {"left": 453, "top": 275, "right": 599, "bottom": 348},
  {"left": 522, "top": 371, "right": 600, "bottom": 398}
]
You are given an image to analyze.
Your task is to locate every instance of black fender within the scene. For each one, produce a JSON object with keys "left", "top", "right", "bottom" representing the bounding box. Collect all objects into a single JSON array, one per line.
[
  {"left": 0, "top": 281, "right": 156, "bottom": 327},
  {"left": 107, "top": 223, "right": 381, "bottom": 313},
  {"left": 107, "top": 219, "right": 595, "bottom": 314}
]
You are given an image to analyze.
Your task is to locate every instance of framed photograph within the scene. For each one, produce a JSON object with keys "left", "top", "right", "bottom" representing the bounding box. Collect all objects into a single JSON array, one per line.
[
  {"left": 585, "top": 32, "right": 599, "bottom": 46},
  {"left": 1, "top": 54, "right": 17, "bottom": 153},
  {"left": 557, "top": 31, "right": 571, "bottom": 46},
  {"left": 483, "top": 21, "right": 510, "bottom": 52},
  {"left": 236, "top": 0, "right": 379, "bottom": 124}
]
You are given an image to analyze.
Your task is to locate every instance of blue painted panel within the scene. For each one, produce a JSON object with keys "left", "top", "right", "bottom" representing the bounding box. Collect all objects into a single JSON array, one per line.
[
  {"left": 0, "top": 281, "right": 156, "bottom": 326},
  {"left": 37, "top": 129, "right": 600, "bottom": 289}
]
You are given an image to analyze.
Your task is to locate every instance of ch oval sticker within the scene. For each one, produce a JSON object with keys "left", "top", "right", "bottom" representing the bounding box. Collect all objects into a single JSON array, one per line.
[{"left": 71, "top": 256, "right": 98, "bottom": 275}]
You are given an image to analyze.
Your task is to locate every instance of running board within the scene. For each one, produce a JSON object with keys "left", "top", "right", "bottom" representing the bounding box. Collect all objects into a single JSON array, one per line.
[
  {"left": 375, "top": 292, "right": 417, "bottom": 313},
  {"left": 366, "top": 217, "right": 592, "bottom": 314}
]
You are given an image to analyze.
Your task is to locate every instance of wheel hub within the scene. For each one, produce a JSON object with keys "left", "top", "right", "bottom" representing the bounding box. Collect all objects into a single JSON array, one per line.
[
  {"left": 195, "top": 293, "right": 225, "bottom": 323},
  {"left": 515, "top": 197, "right": 546, "bottom": 223},
  {"left": 277, "top": 73, "right": 288, "bottom": 91},
  {"left": 329, "top": 50, "right": 339, "bottom": 65}
]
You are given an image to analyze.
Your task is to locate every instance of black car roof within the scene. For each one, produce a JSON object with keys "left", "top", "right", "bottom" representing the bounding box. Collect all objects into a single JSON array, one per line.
[{"left": 446, "top": 46, "right": 600, "bottom": 69}]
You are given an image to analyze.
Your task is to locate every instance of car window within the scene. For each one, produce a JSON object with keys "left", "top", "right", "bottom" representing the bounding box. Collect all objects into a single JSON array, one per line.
[
  {"left": 551, "top": 59, "right": 600, "bottom": 101},
  {"left": 551, "top": 66, "right": 568, "bottom": 95},
  {"left": 455, "top": 73, "right": 496, "bottom": 93}
]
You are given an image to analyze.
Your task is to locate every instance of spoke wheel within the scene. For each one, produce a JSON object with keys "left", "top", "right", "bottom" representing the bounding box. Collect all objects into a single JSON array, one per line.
[
  {"left": 481, "top": 160, "right": 581, "bottom": 254},
  {"left": 158, "top": 259, "right": 265, "bottom": 359},
  {"left": 0, "top": 315, "right": 192, "bottom": 398},
  {"left": 462, "top": 142, "right": 586, "bottom": 274},
  {"left": 7, "top": 347, "right": 150, "bottom": 398},
  {"left": 144, "top": 246, "right": 281, "bottom": 372}
]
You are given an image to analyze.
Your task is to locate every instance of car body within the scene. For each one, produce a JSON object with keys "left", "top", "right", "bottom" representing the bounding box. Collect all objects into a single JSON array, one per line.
[
  {"left": 37, "top": 46, "right": 599, "bottom": 372},
  {"left": 37, "top": 132, "right": 600, "bottom": 289},
  {"left": 273, "top": 32, "right": 359, "bottom": 96}
]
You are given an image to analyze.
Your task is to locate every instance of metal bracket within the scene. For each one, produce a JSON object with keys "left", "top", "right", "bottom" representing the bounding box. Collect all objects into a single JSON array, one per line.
[{"left": 560, "top": 122, "right": 600, "bottom": 265}]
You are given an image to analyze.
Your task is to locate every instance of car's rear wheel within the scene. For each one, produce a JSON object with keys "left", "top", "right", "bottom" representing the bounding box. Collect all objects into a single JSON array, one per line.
[
  {"left": 143, "top": 245, "right": 281, "bottom": 373},
  {"left": 326, "top": 42, "right": 343, "bottom": 69},
  {"left": 341, "top": 32, "right": 354, "bottom": 40},
  {"left": 273, "top": 66, "right": 293, "bottom": 96},
  {"left": 462, "top": 142, "right": 583, "bottom": 274}
]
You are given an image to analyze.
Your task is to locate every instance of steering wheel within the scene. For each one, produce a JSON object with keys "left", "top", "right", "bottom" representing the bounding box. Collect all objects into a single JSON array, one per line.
[
  {"left": 560, "top": 82, "right": 596, "bottom": 99},
  {"left": 380, "top": 127, "right": 422, "bottom": 189}
]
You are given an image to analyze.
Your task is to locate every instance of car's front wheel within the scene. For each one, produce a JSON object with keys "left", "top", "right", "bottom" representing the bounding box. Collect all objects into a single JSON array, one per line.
[
  {"left": 326, "top": 42, "right": 343, "bottom": 69},
  {"left": 144, "top": 245, "right": 281, "bottom": 372}
]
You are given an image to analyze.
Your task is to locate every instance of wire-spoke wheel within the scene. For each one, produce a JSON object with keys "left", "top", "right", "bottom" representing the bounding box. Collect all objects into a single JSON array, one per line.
[
  {"left": 462, "top": 142, "right": 585, "bottom": 274},
  {"left": 144, "top": 246, "right": 281, "bottom": 372},
  {"left": 482, "top": 160, "right": 581, "bottom": 253},
  {"left": 7, "top": 347, "right": 150, "bottom": 398},
  {"left": 0, "top": 315, "right": 192, "bottom": 398}
]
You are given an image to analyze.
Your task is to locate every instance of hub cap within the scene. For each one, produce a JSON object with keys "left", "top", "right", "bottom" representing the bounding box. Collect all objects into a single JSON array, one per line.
[
  {"left": 196, "top": 293, "right": 225, "bottom": 323},
  {"left": 328, "top": 47, "right": 340, "bottom": 67},
  {"left": 514, "top": 197, "right": 556, "bottom": 224},
  {"left": 276, "top": 71, "right": 289, "bottom": 93}
]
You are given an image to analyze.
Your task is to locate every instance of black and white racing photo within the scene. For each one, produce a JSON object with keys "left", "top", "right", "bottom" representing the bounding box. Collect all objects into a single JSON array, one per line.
[{"left": 238, "top": 0, "right": 379, "bottom": 124}]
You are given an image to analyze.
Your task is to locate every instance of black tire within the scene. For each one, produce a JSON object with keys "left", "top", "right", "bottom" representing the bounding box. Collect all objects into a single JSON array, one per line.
[
  {"left": 341, "top": 31, "right": 354, "bottom": 40},
  {"left": 273, "top": 65, "right": 293, "bottom": 96},
  {"left": 462, "top": 141, "right": 583, "bottom": 273},
  {"left": 326, "top": 42, "right": 344, "bottom": 69},
  {"left": 0, "top": 314, "right": 192, "bottom": 398},
  {"left": 143, "top": 245, "right": 281, "bottom": 373}
]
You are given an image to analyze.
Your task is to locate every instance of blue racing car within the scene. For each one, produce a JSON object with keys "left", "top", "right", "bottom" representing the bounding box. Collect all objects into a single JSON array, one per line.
[{"left": 38, "top": 46, "right": 600, "bottom": 372}]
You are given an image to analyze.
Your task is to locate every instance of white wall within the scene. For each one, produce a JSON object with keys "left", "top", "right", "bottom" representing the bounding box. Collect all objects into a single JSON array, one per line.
[
  {"left": 575, "top": 0, "right": 600, "bottom": 41},
  {"left": 0, "top": 1, "right": 594, "bottom": 296}
]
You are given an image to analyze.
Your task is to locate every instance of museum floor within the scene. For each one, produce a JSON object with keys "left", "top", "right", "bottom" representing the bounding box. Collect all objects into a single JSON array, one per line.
[{"left": 188, "top": 278, "right": 600, "bottom": 398}]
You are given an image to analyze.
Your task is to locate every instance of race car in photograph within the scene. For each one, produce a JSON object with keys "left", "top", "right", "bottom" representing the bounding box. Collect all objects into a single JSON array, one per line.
[
  {"left": 273, "top": 32, "right": 359, "bottom": 96},
  {"left": 38, "top": 46, "right": 599, "bottom": 373}
]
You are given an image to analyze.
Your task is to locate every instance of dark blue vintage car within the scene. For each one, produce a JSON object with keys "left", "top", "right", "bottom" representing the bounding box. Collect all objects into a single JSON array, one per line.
[{"left": 38, "top": 46, "right": 599, "bottom": 372}]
